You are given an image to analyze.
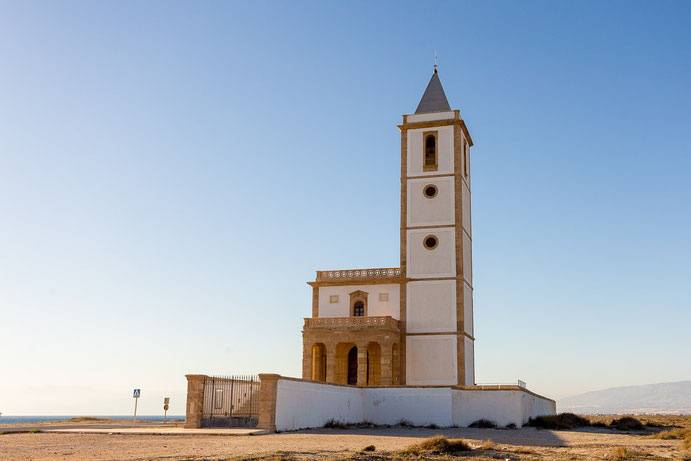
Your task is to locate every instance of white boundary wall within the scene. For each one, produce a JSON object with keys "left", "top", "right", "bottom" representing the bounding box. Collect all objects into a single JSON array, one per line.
[{"left": 273, "top": 378, "right": 556, "bottom": 432}]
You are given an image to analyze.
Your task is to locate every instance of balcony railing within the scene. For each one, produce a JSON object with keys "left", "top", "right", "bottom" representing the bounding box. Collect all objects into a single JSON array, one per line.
[
  {"left": 304, "top": 316, "right": 400, "bottom": 331},
  {"left": 316, "top": 267, "right": 402, "bottom": 282}
]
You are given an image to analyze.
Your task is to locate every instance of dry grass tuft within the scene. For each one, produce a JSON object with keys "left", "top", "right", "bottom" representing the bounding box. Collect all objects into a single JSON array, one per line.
[
  {"left": 607, "top": 447, "right": 638, "bottom": 460},
  {"left": 650, "top": 427, "right": 689, "bottom": 439},
  {"left": 476, "top": 439, "right": 496, "bottom": 450},
  {"left": 399, "top": 436, "right": 471, "bottom": 455},
  {"left": 649, "top": 427, "right": 691, "bottom": 449}
]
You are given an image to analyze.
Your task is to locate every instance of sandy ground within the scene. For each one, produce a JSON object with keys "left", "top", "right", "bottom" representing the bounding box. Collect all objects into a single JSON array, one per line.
[{"left": 0, "top": 425, "right": 685, "bottom": 461}]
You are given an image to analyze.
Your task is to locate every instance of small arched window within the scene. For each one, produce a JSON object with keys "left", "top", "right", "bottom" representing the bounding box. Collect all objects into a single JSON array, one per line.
[
  {"left": 423, "top": 131, "right": 438, "bottom": 172},
  {"left": 349, "top": 290, "right": 368, "bottom": 317}
]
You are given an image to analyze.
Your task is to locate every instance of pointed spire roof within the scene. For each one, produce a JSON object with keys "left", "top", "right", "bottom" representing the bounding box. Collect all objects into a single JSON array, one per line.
[{"left": 415, "top": 68, "right": 451, "bottom": 114}]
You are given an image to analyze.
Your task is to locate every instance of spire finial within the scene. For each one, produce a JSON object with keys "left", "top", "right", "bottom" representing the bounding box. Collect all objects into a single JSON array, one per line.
[{"left": 434, "top": 51, "right": 438, "bottom": 74}]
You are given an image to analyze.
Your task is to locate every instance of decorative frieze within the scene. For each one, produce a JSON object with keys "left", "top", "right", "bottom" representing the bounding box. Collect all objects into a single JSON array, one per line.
[
  {"left": 304, "top": 315, "right": 400, "bottom": 331},
  {"left": 316, "top": 267, "right": 401, "bottom": 282}
]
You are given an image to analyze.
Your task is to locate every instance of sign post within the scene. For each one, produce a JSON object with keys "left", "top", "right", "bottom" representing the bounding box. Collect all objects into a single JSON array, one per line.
[
  {"left": 132, "top": 389, "right": 141, "bottom": 423},
  {"left": 163, "top": 397, "right": 170, "bottom": 423}
]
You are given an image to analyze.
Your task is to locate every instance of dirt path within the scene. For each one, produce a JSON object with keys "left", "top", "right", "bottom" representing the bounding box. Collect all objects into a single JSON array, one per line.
[{"left": 0, "top": 426, "right": 683, "bottom": 461}]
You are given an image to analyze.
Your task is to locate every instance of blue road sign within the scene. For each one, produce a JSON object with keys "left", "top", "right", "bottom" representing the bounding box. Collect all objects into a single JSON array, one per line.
[{"left": 133, "top": 389, "right": 141, "bottom": 398}]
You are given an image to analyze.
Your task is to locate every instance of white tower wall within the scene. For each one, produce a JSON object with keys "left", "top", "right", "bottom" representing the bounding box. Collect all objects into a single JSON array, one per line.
[{"left": 400, "top": 82, "right": 475, "bottom": 386}]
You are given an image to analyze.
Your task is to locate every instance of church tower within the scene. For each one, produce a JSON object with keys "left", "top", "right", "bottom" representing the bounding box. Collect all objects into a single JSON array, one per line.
[{"left": 399, "top": 68, "right": 475, "bottom": 386}]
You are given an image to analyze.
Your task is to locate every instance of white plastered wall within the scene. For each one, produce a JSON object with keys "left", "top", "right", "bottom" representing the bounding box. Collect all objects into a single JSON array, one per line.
[
  {"left": 407, "top": 126, "right": 454, "bottom": 177},
  {"left": 407, "top": 176, "right": 455, "bottom": 227},
  {"left": 406, "top": 334, "right": 457, "bottom": 385},
  {"left": 275, "top": 379, "right": 363, "bottom": 430},
  {"left": 406, "top": 228, "right": 456, "bottom": 279},
  {"left": 406, "top": 280, "right": 456, "bottom": 333},
  {"left": 363, "top": 387, "right": 454, "bottom": 427},
  {"left": 318, "top": 284, "right": 400, "bottom": 319},
  {"left": 272, "top": 378, "right": 556, "bottom": 431}
]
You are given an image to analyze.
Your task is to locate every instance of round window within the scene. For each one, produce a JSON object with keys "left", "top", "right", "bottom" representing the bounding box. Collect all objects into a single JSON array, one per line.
[
  {"left": 423, "top": 235, "right": 439, "bottom": 250},
  {"left": 423, "top": 184, "right": 438, "bottom": 198}
]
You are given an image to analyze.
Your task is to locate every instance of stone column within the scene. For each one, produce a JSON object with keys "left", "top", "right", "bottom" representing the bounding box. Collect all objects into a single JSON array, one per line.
[
  {"left": 380, "top": 341, "right": 393, "bottom": 386},
  {"left": 257, "top": 373, "right": 281, "bottom": 432},
  {"left": 302, "top": 341, "right": 312, "bottom": 380},
  {"left": 184, "top": 374, "right": 207, "bottom": 428},
  {"left": 356, "top": 342, "right": 368, "bottom": 387},
  {"left": 325, "top": 343, "right": 336, "bottom": 383}
]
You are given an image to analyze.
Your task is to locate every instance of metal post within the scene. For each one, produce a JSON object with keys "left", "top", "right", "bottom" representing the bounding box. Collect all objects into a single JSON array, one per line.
[{"left": 133, "top": 397, "right": 138, "bottom": 423}]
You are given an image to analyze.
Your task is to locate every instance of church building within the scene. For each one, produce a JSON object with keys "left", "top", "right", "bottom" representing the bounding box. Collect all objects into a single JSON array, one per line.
[
  {"left": 302, "top": 67, "right": 475, "bottom": 388},
  {"left": 184, "top": 68, "right": 555, "bottom": 432}
]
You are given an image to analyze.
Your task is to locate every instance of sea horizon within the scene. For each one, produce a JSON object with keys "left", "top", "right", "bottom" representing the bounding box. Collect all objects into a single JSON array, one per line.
[{"left": 0, "top": 415, "right": 184, "bottom": 425}]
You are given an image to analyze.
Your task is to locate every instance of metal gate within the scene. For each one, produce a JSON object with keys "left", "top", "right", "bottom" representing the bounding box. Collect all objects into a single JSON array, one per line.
[{"left": 201, "top": 375, "right": 260, "bottom": 428}]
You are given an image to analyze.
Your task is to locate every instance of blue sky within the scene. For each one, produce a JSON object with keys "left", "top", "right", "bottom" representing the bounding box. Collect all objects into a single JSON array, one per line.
[{"left": 1, "top": 1, "right": 690, "bottom": 415}]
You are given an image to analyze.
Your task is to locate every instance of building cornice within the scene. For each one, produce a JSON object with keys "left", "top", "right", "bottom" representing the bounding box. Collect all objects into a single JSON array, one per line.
[{"left": 398, "top": 111, "right": 474, "bottom": 147}]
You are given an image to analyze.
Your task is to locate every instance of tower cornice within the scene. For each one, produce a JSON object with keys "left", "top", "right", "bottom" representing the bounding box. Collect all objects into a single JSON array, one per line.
[{"left": 398, "top": 117, "right": 474, "bottom": 147}]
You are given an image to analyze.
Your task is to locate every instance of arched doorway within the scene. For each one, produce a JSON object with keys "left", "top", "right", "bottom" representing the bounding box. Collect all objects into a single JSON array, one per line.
[
  {"left": 347, "top": 346, "right": 358, "bottom": 385},
  {"left": 311, "top": 343, "right": 326, "bottom": 382}
]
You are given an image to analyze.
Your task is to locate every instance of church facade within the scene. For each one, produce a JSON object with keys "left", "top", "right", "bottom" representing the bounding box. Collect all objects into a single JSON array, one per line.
[{"left": 302, "top": 68, "right": 475, "bottom": 388}]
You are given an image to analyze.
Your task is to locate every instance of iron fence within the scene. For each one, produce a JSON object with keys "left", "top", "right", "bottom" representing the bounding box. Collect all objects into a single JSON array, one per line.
[{"left": 201, "top": 375, "right": 260, "bottom": 428}]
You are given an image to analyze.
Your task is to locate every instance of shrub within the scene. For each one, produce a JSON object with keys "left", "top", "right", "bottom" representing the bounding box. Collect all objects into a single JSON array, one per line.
[
  {"left": 526, "top": 413, "right": 591, "bottom": 430},
  {"left": 610, "top": 417, "right": 644, "bottom": 431},
  {"left": 651, "top": 428, "right": 688, "bottom": 440},
  {"left": 400, "top": 436, "right": 471, "bottom": 455},
  {"left": 469, "top": 419, "right": 497, "bottom": 428},
  {"left": 323, "top": 419, "right": 348, "bottom": 429},
  {"left": 361, "top": 445, "right": 375, "bottom": 452},
  {"left": 355, "top": 420, "right": 375, "bottom": 429}
]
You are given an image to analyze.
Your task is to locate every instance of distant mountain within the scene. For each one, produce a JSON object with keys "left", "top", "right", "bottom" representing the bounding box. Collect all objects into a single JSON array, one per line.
[{"left": 559, "top": 381, "right": 691, "bottom": 414}]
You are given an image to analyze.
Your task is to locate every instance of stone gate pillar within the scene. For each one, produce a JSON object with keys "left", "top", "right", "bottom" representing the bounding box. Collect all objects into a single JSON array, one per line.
[
  {"left": 257, "top": 373, "right": 280, "bottom": 432},
  {"left": 184, "top": 374, "right": 207, "bottom": 428}
]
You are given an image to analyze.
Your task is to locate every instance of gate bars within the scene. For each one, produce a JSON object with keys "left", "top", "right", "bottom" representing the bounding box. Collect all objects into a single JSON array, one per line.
[{"left": 201, "top": 375, "right": 260, "bottom": 427}]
